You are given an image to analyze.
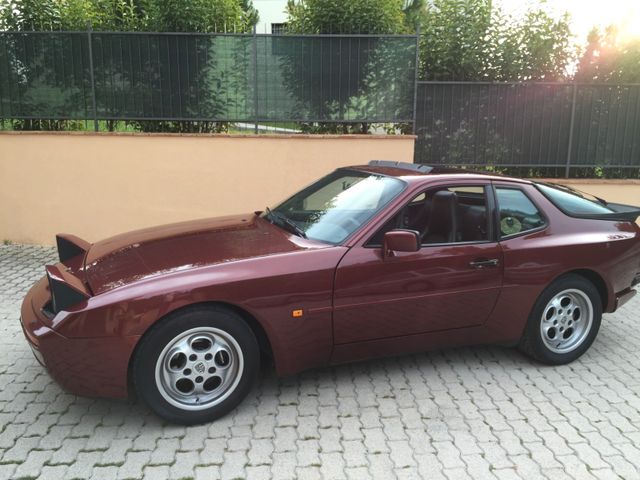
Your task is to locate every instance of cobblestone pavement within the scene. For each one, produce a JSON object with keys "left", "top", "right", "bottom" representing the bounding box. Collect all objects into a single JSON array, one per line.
[{"left": 1, "top": 244, "right": 640, "bottom": 480}]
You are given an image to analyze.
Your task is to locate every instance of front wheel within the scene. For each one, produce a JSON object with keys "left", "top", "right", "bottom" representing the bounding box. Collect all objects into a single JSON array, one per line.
[
  {"left": 519, "top": 274, "right": 602, "bottom": 365},
  {"left": 133, "top": 306, "right": 259, "bottom": 424}
]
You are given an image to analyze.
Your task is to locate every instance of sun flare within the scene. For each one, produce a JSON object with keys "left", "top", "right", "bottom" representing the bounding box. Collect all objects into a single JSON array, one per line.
[{"left": 499, "top": 0, "right": 640, "bottom": 44}]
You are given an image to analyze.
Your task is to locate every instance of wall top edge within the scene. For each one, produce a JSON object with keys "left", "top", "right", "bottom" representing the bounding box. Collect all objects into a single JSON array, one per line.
[
  {"left": 539, "top": 178, "right": 640, "bottom": 185},
  {"left": 0, "top": 131, "right": 417, "bottom": 140}
]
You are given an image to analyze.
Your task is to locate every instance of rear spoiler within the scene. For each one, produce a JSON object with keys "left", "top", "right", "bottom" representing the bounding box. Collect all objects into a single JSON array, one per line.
[
  {"left": 56, "top": 234, "right": 91, "bottom": 263},
  {"left": 45, "top": 264, "right": 91, "bottom": 314},
  {"left": 576, "top": 202, "right": 640, "bottom": 223}
]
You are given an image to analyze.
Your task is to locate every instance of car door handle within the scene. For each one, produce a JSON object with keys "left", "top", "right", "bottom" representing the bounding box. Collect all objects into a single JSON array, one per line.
[{"left": 469, "top": 258, "right": 499, "bottom": 269}]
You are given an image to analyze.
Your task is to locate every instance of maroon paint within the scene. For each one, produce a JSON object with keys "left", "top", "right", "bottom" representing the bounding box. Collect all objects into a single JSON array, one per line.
[{"left": 19, "top": 168, "right": 640, "bottom": 398}]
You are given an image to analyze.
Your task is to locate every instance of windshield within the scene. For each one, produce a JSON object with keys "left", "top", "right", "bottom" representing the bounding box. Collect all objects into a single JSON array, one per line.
[
  {"left": 536, "top": 183, "right": 614, "bottom": 215},
  {"left": 264, "top": 169, "right": 405, "bottom": 244}
]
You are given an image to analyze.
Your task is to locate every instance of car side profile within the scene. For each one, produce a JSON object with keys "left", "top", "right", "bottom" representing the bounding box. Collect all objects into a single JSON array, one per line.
[{"left": 20, "top": 161, "right": 640, "bottom": 424}]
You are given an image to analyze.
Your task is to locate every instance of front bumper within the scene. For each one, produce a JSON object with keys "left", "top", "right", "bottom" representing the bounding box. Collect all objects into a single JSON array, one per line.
[{"left": 20, "top": 277, "right": 139, "bottom": 398}]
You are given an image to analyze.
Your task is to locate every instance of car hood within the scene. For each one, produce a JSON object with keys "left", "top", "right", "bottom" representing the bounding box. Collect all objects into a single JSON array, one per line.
[{"left": 83, "top": 213, "right": 314, "bottom": 294}]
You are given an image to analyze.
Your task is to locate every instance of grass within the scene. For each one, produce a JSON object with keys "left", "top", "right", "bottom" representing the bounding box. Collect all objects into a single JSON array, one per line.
[
  {"left": 0, "top": 119, "right": 300, "bottom": 134},
  {"left": 0, "top": 119, "right": 136, "bottom": 133}
]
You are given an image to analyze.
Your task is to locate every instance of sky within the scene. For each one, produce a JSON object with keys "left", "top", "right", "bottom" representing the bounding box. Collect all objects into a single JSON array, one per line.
[{"left": 497, "top": 0, "right": 640, "bottom": 45}]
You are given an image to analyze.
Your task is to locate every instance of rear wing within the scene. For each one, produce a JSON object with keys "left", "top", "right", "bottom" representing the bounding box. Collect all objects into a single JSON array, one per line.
[
  {"left": 595, "top": 202, "right": 640, "bottom": 223},
  {"left": 571, "top": 202, "right": 640, "bottom": 223}
]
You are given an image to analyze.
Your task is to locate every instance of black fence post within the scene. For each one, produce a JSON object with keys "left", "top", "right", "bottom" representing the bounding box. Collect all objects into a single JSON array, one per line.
[
  {"left": 565, "top": 83, "right": 578, "bottom": 178},
  {"left": 411, "top": 24, "right": 420, "bottom": 136},
  {"left": 86, "top": 22, "right": 99, "bottom": 132},
  {"left": 252, "top": 25, "right": 258, "bottom": 134}
]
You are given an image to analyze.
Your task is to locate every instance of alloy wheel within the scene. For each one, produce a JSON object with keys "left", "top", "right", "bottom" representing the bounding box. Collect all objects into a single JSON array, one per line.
[
  {"left": 539, "top": 288, "right": 594, "bottom": 354},
  {"left": 155, "top": 327, "right": 244, "bottom": 411}
]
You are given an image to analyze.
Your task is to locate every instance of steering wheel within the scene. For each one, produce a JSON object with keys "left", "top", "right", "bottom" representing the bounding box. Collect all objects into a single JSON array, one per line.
[{"left": 500, "top": 216, "right": 522, "bottom": 235}]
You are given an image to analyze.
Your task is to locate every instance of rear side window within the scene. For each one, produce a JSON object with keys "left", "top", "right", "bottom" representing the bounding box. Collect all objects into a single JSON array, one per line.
[
  {"left": 536, "top": 183, "right": 614, "bottom": 215},
  {"left": 495, "top": 188, "right": 546, "bottom": 237}
]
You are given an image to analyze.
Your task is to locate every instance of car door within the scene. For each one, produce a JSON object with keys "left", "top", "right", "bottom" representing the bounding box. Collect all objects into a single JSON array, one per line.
[{"left": 332, "top": 183, "right": 504, "bottom": 344}]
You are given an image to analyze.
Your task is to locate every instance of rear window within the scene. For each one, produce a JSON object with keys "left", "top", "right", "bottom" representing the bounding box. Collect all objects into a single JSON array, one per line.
[{"left": 536, "top": 183, "right": 614, "bottom": 215}]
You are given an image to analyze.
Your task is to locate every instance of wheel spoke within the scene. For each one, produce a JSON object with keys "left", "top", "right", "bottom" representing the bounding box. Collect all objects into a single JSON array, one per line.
[
  {"left": 165, "top": 368, "right": 184, "bottom": 388},
  {"left": 193, "top": 379, "right": 206, "bottom": 396}
]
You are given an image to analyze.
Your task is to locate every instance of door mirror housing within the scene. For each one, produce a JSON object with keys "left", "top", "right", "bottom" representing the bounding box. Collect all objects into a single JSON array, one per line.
[{"left": 383, "top": 229, "right": 420, "bottom": 258}]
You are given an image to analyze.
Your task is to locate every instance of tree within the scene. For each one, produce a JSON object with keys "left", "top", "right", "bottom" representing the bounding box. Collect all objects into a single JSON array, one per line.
[
  {"left": 415, "top": 1, "right": 575, "bottom": 175},
  {"left": 487, "top": 7, "right": 573, "bottom": 81},
  {"left": 575, "top": 26, "right": 640, "bottom": 83},
  {"left": 283, "top": 0, "right": 411, "bottom": 133},
  {"left": 402, "top": 0, "right": 425, "bottom": 33},
  {"left": 0, "top": 0, "right": 256, "bottom": 32},
  {"left": 419, "top": 0, "right": 491, "bottom": 81},
  {"left": 419, "top": 0, "right": 574, "bottom": 81},
  {"left": 286, "top": 0, "right": 407, "bottom": 34},
  {"left": 154, "top": 0, "right": 255, "bottom": 33},
  {"left": 0, "top": 0, "right": 259, "bottom": 132}
]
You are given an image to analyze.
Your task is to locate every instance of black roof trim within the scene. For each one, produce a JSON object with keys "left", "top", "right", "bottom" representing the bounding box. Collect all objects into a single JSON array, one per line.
[{"left": 368, "top": 160, "right": 434, "bottom": 173}]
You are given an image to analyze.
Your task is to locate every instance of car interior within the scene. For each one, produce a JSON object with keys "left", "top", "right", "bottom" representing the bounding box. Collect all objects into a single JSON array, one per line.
[{"left": 367, "top": 186, "right": 489, "bottom": 246}]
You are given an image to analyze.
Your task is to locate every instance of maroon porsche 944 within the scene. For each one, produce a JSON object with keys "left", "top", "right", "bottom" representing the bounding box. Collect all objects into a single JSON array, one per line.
[{"left": 20, "top": 161, "right": 640, "bottom": 424}]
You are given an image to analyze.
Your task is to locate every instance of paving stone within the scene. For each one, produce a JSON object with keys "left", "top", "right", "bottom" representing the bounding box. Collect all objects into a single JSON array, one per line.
[
  {"left": 2, "top": 244, "right": 640, "bottom": 479},
  {"left": 12, "top": 448, "right": 54, "bottom": 478},
  {"left": 319, "top": 452, "right": 347, "bottom": 480}
]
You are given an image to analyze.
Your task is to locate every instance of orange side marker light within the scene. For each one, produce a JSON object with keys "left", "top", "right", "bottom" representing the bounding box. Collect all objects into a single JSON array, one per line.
[{"left": 292, "top": 309, "right": 304, "bottom": 318}]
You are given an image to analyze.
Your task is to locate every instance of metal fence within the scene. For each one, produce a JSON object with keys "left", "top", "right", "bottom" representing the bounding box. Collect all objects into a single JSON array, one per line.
[
  {"left": 415, "top": 81, "right": 640, "bottom": 177},
  {"left": 1, "top": 30, "right": 640, "bottom": 177},
  {"left": 0, "top": 30, "right": 417, "bottom": 126}
]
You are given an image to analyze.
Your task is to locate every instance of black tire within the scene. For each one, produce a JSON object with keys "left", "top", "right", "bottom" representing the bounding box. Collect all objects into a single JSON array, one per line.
[
  {"left": 133, "top": 305, "right": 259, "bottom": 425},
  {"left": 519, "top": 274, "right": 602, "bottom": 365}
]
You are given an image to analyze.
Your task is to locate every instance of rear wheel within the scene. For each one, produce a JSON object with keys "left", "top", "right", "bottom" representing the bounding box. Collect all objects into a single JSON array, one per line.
[
  {"left": 519, "top": 274, "right": 602, "bottom": 365},
  {"left": 133, "top": 306, "right": 259, "bottom": 424}
]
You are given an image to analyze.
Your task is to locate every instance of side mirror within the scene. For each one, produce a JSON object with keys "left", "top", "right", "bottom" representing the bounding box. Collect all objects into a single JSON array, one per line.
[{"left": 383, "top": 229, "right": 420, "bottom": 258}]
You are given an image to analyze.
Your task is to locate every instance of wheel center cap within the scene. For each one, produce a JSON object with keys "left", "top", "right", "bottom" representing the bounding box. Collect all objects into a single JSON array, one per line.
[{"left": 194, "top": 362, "right": 205, "bottom": 374}]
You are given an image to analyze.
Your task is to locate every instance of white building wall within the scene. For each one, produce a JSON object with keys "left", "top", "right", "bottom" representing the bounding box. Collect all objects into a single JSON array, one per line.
[{"left": 254, "top": 0, "right": 289, "bottom": 33}]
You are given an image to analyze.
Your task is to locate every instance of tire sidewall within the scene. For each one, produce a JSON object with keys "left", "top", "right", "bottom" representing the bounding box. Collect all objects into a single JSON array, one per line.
[
  {"left": 525, "top": 274, "right": 602, "bottom": 365},
  {"left": 133, "top": 306, "right": 259, "bottom": 425}
]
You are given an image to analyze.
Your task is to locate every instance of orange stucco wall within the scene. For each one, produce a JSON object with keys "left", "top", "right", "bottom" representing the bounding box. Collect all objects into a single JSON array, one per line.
[{"left": 0, "top": 132, "right": 415, "bottom": 245}]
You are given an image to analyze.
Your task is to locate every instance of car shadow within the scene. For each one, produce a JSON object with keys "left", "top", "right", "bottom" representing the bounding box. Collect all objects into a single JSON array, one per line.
[
  {"left": 15, "top": 312, "right": 627, "bottom": 432},
  {"left": 45, "top": 343, "right": 538, "bottom": 430}
]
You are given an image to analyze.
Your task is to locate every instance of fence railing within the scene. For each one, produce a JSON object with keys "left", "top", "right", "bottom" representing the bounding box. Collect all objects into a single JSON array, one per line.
[
  {"left": 415, "top": 81, "right": 640, "bottom": 177},
  {"left": 1, "top": 30, "right": 640, "bottom": 177},
  {"left": 0, "top": 30, "right": 418, "bottom": 129}
]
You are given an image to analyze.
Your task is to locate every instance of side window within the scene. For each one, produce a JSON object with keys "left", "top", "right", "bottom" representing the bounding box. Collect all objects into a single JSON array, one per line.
[
  {"left": 495, "top": 187, "right": 546, "bottom": 238},
  {"left": 367, "top": 185, "right": 490, "bottom": 246}
]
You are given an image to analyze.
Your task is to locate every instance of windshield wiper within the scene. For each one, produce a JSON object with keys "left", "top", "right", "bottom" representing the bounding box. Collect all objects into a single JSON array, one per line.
[{"left": 265, "top": 207, "right": 307, "bottom": 238}]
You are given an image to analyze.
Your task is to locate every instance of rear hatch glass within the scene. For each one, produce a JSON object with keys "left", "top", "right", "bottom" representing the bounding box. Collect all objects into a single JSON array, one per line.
[{"left": 536, "top": 183, "right": 640, "bottom": 222}]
